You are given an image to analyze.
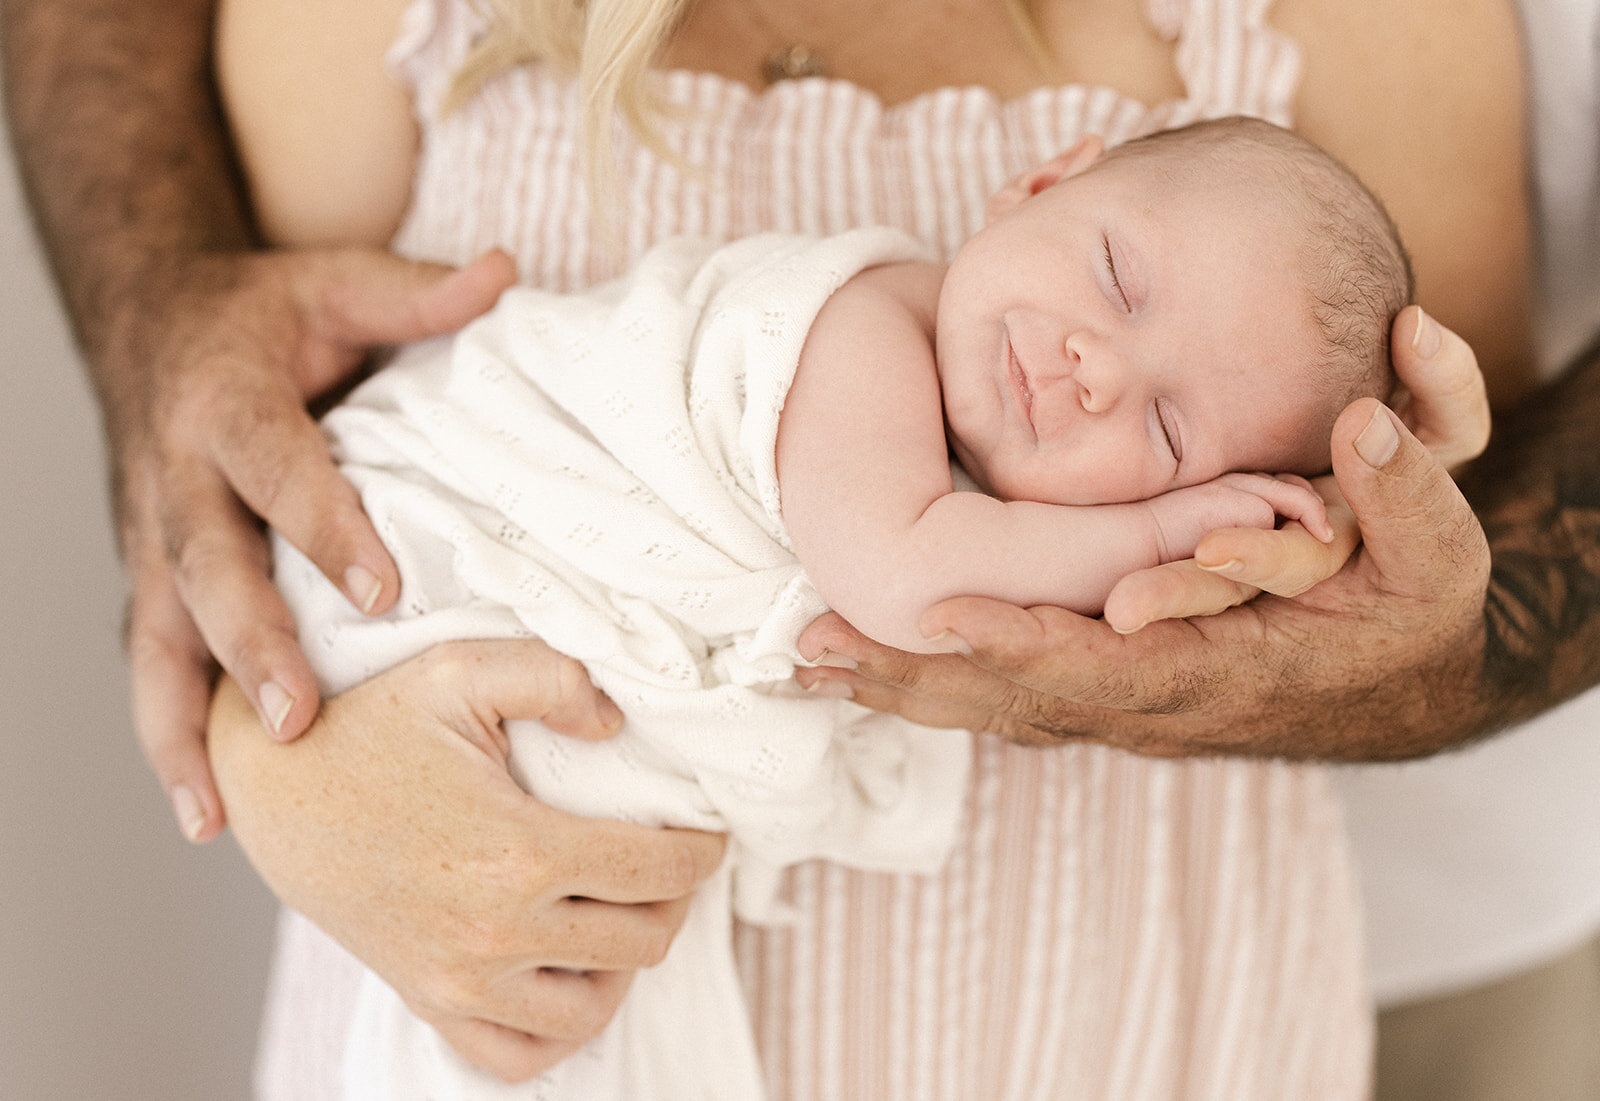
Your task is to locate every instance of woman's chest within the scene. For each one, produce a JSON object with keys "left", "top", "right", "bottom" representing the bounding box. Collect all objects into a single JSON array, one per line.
[
  {"left": 393, "top": 0, "right": 1299, "bottom": 289},
  {"left": 659, "top": 0, "right": 1186, "bottom": 109}
]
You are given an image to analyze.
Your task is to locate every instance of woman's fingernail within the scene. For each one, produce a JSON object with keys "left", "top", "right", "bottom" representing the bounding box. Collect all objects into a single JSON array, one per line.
[
  {"left": 1411, "top": 307, "right": 1441, "bottom": 359},
  {"left": 1354, "top": 406, "right": 1400, "bottom": 468},
  {"left": 812, "top": 650, "right": 858, "bottom": 670},
  {"left": 345, "top": 565, "right": 385, "bottom": 614},
  {"left": 259, "top": 680, "right": 296, "bottom": 737},
  {"left": 803, "top": 677, "right": 855, "bottom": 699},
  {"left": 596, "top": 693, "right": 624, "bottom": 727},
  {"left": 1198, "top": 558, "right": 1244, "bottom": 576},
  {"left": 171, "top": 785, "right": 207, "bottom": 842},
  {"left": 1110, "top": 619, "right": 1147, "bottom": 636},
  {"left": 926, "top": 630, "right": 973, "bottom": 656}
]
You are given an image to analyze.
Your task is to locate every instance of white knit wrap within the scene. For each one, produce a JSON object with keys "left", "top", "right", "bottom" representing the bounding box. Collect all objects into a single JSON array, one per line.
[{"left": 272, "top": 228, "right": 971, "bottom": 1101}]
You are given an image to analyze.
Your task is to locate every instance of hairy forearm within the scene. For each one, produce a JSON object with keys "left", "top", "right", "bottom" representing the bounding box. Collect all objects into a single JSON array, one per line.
[
  {"left": 2, "top": 0, "right": 251, "bottom": 374},
  {"left": 1461, "top": 333, "right": 1600, "bottom": 731}
]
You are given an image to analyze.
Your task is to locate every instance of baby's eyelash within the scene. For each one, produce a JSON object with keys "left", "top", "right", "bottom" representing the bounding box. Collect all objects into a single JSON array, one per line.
[
  {"left": 1102, "top": 236, "right": 1130, "bottom": 310},
  {"left": 1156, "top": 398, "right": 1182, "bottom": 463}
]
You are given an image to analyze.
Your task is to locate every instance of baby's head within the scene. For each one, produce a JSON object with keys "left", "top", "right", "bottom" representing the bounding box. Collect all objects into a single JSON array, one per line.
[{"left": 936, "top": 115, "right": 1411, "bottom": 506}]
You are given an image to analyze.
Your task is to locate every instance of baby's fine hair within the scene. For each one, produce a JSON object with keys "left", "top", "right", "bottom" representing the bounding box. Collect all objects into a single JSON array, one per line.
[{"left": 1099, "top": 116, "right": 1413, "bottom": 416}]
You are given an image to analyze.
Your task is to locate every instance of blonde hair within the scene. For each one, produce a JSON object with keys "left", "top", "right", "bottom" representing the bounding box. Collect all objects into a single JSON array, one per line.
[{"left": 448, "top": 0, "right": 1051, "bottom": 212}]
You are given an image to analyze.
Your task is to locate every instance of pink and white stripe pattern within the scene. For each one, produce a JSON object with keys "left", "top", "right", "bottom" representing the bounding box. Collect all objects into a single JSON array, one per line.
[{"left": 258, "top": 3, "right": 1370, "bottom": 1098}]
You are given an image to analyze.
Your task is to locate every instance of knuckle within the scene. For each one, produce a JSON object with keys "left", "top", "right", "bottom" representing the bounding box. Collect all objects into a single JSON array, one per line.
[
  {"left": 630, "top": 922, "right": 674, "bottom": 969},
  {"left": 488, "top": 1048, "right": 553, "bottom": 1085},
  {"left": 449, "top": 908, "right": 519, "bottom": 964},
  {"left": 223, "top": 431, "right": 299, "bottom": 515},
  {"left": 539, "top": 978, "right": 617, "bottom": 1040},
  {"left": 547, "top": 652, "right": 592, "bottom": 703},
  {"left": 416, "top": 641, "right": 479, "bottom": 690},
  {"left": 168, "top": 534, "right": 232, "bottom": 594},
  {"left": 422, "top": 966, "right": 489, "bottom": 1020}
]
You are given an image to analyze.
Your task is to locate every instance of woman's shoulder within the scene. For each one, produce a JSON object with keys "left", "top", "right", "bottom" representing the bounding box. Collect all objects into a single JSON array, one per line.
[{"left": 217, "top": 0, "right": 421, "bottom": 246}]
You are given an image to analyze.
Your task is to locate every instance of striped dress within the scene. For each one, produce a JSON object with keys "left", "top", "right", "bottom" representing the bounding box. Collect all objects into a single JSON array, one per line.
[{"left": 257, "top": 1, "right": 1373, "bottom": 1097}]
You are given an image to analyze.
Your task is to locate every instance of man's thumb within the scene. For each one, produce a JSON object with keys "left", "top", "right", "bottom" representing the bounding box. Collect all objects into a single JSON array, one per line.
[
  {"left": 1330, "top": 398, "right": 1489, "bottom": 598},
  {"left": 319, "top": 248, "right": 518, "bottom": 344}
]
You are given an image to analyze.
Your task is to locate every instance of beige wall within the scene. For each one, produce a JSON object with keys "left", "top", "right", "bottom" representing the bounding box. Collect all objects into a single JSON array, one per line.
[{"left": 0, "top": 82, "right": 277, "bottom": 1099}]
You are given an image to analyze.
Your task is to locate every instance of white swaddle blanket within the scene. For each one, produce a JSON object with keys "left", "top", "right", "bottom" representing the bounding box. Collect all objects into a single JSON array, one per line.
[{"left": 273, "top": 228, "right": 972, "bottom": 1101}]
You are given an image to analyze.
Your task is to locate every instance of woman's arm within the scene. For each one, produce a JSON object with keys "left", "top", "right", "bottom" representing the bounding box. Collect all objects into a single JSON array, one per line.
[{"left": 209, "top": 642, "right": 727, "bottom": 1081}]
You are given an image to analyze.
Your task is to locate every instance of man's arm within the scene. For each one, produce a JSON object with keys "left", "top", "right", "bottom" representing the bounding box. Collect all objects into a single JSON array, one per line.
[
  {"left": 1, "top": 0, "right": 513, "bottom": 839},
  {"left": 3, "top": 0, "right": 248, "bottom": 360},
  {"left": 1465, "top": 330, "right": 1600, "bottom": 724}
]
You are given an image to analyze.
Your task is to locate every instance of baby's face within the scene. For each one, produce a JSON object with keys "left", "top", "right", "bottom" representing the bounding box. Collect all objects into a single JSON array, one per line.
[{"left": 936, "top": 151, "right": 1334, "bottom": 506}]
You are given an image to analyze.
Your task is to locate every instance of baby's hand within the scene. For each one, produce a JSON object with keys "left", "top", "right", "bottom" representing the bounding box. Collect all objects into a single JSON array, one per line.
[{"left": 1147, "top": 473, "right": 1333, "bottom": 564}]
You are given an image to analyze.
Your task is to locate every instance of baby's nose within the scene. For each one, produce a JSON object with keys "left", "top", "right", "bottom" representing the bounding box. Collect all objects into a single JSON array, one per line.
[{"left": 1060, "top": 333, "right": 1121, "bottom": 413}]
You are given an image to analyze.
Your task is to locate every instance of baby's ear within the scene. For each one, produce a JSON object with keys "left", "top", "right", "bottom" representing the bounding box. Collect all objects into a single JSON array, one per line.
[{"left": 983, "top": 135, "right": 1106, "bottom": 224}]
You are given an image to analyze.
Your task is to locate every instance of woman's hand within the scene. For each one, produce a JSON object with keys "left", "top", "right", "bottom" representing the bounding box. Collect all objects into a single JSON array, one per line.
[
  {"left": 115, "top": 246, "right": 517, "bottom": 844},
  {"left": 794, "top": 307, "right": 1496, "bottom": 761},
  {"left": 209, "top": 639, "right": 728, "bottom": 1082}
]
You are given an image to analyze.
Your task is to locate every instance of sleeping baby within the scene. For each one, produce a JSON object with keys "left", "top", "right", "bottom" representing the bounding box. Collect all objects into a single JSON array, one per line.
[{"left": 272, "top": 115, "right": 1410, "bottom": 1101}]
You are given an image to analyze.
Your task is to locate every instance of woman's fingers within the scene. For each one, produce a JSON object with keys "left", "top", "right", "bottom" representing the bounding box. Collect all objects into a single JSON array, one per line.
[
  {"left": 421, "top": 969, "right": 634, "bottom": 1083},
  {"left": 542, "top": 811, "right": 727, "bottom": 908},
  {"left": 1389, "top": 305, "right": 1491, "bottom": 468},
  {"left": 543, "top": 897, "right": 691, "bottom": 970},
  {"left": 424, "top": 1014, "right": 584, "bottom": 1085},
  {"left": 411, "top": 639, "right": 625, "bottom": 750}
]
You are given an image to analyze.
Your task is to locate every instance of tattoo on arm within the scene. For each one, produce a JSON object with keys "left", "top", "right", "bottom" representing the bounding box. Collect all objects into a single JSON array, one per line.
[{"left": 1462, "top": 331, "right": 1600, "bottom": 722}]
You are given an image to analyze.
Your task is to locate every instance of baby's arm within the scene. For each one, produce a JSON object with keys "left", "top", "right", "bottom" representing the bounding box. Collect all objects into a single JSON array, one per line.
[{"left": 777, "top": 265, "right": 1325, "bottom": 654}]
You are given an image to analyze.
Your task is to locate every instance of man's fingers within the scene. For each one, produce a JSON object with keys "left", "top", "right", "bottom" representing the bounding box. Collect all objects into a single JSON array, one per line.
[
  {"left": 1191, "top": 513, "right": 1360, "bottom": 602},
  {"left": 161, "top": 469, "right": 322, "bottom": 741},
  {"left": 1103, "top": 559, "right": 1259, "bottom": 630},
  {"left": 1331, "top": 398, "right": 1491, "bottom": 600},
  {"left": 124, "top": 562, "right": 227, "bottom": 843},
  {"left": 806, "top": 602, "right": 1131, "bottom": 726},
  {"left": 204, "top": 376, "right": 399, "bottom": 617},
  {"left": 313, "top": 249, "right": 519, "bottom": 346},
  {"left": 798, "top": 609, "right": 1016, "bottom": 705},
  {"left": 1390, "top": 305, "right": 1491, "bottom": 468}
]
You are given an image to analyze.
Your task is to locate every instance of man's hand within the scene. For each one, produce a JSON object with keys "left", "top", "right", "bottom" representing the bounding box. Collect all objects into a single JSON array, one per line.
[
  {"left": 115, "top": 247, "right": 516, "bottom": 841},
  {"left": 795, "top": 307, "right": 1502, "bottom": 760},
  {"left": 209, "top": 640, "right": 728, "bottom": 1081}
]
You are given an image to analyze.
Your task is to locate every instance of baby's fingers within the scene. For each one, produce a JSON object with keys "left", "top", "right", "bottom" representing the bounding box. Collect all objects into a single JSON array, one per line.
[{"left": 1231, "top": 473, "right": 1333, "bottom": 542}]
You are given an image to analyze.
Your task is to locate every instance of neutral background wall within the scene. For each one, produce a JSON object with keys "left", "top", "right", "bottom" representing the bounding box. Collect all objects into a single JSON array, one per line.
[{"left": 0, "top": 66, "right": 277, "bottom": 1100}]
